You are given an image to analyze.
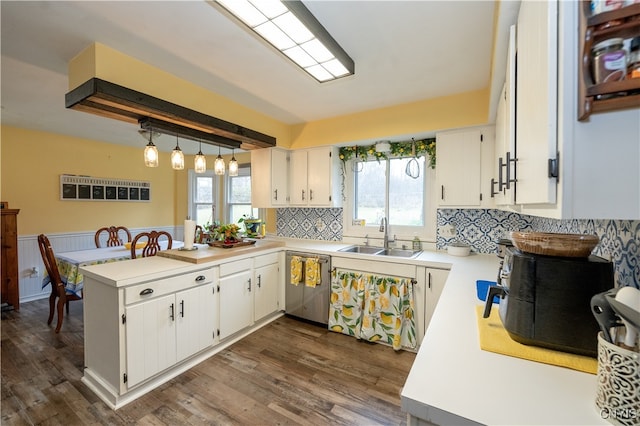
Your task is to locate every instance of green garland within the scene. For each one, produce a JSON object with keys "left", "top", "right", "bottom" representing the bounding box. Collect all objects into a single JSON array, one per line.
[{"left": 338, "top": 138, "right": 436, "bottom": 169}]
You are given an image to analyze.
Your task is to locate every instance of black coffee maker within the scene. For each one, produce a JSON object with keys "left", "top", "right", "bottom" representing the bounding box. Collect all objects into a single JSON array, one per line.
[{"left": 484, "top": 247, "right": 614, "bottom": 357}]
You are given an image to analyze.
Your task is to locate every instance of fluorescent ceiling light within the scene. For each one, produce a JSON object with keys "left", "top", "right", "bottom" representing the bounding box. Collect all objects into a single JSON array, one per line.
[{"left": 216, "top": 0, "right": 354, "bottom": 82}]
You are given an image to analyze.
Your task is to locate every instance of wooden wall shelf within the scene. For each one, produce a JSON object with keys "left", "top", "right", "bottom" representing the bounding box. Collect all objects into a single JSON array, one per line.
[{"left": 578, "top": 2, "right": 640, "bottom": 121}]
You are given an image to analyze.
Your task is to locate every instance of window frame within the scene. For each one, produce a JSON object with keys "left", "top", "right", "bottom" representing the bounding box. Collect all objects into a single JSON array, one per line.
[
  {"left": 187, "top": 169, "right": 219, "bottom": 227},
  {"left": 223, "top": 163, "right": 259, "bottom": 224},
  {"left": 342, "top": 157, "right": 437, "bottom": 242}
]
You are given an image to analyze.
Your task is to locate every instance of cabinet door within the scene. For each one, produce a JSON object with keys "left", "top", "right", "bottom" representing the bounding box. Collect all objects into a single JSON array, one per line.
[
  {"left": 271, "top": 148, "right": 289, "bottom": 206},
  {"left": 424, "top": 268, "right": 449, "bottom": 332},
  {"left": 125, "top": 294, "right": 177, "bottom": 388},
  {"left": 436, "top": 129, "right": 482, "bottom": 206},
  {"left": 251, "top": 148, "right": 289, "bottom": 208},
  {"left": 219, "top": 270, "right": 253, "bottom": 339},
  {"left": 176, "top": 283, "right": 217, "bottom": 362},
  {"left": 515, "top": 0, "right": 558, "bottom": 205},
  {"left": 254, "top": 262, "right": 279, "bottom": 322},
  {"left": 307, "top": 147, "right": 333, "bottom": 206},
  {"left": 289, "top": 150, "right": 308, "bottom": 205}
]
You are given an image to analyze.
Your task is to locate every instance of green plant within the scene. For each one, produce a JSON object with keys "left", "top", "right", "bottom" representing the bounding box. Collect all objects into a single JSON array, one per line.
[
  {"left": 238, "top": 214, "right": 262, "bottom": 236},
  {"left": 338, "top": 138, "right": 436, "bottom": 169},
  {"left": 213, "top": 223, "right": 240, "bottom": 243}
]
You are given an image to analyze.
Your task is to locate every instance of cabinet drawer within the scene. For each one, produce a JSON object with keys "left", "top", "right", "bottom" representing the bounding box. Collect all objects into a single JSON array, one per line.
[
  {"left": 219, "top": 258, "right": 252, "bottom": 277},
  {"left": 253, "top": 252, "right": 279, "bottom": 268},
  {"left": 124, "top": 268, "right": 215, "bottom": 305}
]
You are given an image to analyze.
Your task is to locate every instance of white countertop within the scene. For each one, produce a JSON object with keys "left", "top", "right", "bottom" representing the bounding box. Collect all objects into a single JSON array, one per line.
[
  {"left": 399, "top": 253, "right": 608, "bottom": 426},
  {"left": 81, "top": 236, "right": 608, "bottom": 424}
]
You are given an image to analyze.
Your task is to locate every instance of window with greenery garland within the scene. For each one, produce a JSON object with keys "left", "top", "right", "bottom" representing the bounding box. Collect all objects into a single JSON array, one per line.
[{"left": 338, "top": 138, "right": 436, "bottom": 169}]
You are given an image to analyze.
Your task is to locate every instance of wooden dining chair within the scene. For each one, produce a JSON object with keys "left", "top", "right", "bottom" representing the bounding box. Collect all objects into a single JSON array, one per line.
[
  {"left": 37, "top": 234, "right": 82, "bottom": 333},
  {"left": 94, "top": 226, "right": 132, "bottom": 248},
  {"left": 130, "top": 230, "right": 173, "bottom": 259}
]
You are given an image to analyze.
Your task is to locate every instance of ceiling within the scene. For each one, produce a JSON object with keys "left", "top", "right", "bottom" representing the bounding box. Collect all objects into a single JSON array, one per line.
[{"left": 1, "top": 1, "right": 518, "bottom": 155}]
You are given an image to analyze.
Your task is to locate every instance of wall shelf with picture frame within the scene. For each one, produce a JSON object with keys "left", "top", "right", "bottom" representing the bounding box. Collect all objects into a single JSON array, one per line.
[{"left": 59, "top": 175, "right": 151, "bottom": 202}]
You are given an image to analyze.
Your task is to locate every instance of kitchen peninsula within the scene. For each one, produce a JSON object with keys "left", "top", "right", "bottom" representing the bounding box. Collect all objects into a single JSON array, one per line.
[{"left": 79, "top": 239, "right": 610, "bottom": 425}]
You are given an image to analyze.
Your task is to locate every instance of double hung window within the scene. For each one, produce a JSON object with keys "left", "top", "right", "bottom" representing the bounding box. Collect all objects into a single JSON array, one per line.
[{"left": 344, "top": 156, "right": 435, "bottom": 240}]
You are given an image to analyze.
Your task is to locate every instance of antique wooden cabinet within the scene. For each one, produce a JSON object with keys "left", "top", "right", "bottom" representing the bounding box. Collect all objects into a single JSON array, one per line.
[{"left": 1, "top": 203, "right": 20, "bottom": 311}]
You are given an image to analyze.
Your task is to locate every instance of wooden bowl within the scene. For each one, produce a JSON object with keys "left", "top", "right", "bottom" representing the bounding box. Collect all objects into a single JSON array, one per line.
[{"left": 509, "top": 231, "right": 599, "bottom": 257}]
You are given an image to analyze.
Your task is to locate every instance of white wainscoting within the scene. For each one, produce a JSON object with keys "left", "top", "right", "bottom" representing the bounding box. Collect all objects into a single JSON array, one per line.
[{"left": 17, "top": 226, "right": 182, "bottom": 303}]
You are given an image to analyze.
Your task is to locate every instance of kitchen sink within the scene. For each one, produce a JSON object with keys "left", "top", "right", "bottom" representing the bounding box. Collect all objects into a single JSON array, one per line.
[
  {"left": 338, "top": 245, "right": 422, "bottom": 258},
  {"left": 338, "top": 245, "right": 384, "bottom": 255},
  {"left": 378, "top": 248, "right": 422, "bottom": 258}
]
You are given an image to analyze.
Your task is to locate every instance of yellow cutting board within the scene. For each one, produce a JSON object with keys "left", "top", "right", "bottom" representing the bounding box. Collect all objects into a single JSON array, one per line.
[{"left": 476, "top": 305, "right": 597, "bottom": 374}]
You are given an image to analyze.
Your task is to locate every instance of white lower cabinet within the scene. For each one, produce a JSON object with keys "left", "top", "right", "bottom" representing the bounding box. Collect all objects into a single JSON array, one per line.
[
  {"left": 218, "top": 252, "right": 283, "bottom": 340},
  {"left": 424, "top": 268, "right": 449, "bottom": 332},
  {"left": 123, "top": 270, "right": 218, "bottom": 389},
  {"left": 219, "top": 261, "right": 253, "bottom": 340},
  {"left": 414, "top": 266, "right": 450, "bottom": 345},
  {"left": 253, "top": 253, "right": 280, "bottom": 322},
  {"left": 125, "top": 282, "right": 218, "bottom": 388},
  {"left": 125, "top": 293, "right": 176, "bottom": 388}
]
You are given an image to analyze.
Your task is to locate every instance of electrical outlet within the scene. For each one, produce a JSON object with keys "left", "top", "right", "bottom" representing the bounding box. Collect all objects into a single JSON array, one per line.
[
  {"left": 315, "top": 219, "right": 326, "bottom": 231},
  {"left": 442, "top": 224, "right": 456, "bottom": 237},
  {"left": 30, "top": 266, "right": 39, "bottom": 278}
]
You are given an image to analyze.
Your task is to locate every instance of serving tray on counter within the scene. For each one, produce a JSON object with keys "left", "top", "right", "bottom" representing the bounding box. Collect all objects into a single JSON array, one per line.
[{"left": 207, "top": 239, "right": 257, "bottom": 249}]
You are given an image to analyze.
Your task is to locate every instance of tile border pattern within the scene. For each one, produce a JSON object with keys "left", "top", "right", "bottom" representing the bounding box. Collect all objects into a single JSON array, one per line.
[
  {"left": 274, "top": 207, "right": 639, "bottom": 289},
  {"left": 437, "top": 209, "right": 639, "bottom": 289}
]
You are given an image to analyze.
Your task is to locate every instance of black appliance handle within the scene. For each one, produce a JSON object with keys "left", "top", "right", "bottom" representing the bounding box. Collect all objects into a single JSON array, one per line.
[{"left": 483, "top": 285, "right": 506, "bottom": 318}]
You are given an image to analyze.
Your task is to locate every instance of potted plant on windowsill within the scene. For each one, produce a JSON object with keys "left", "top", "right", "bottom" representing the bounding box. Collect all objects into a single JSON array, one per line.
[{"left": 238, "top": 214, "right": 262, "bottom": 237}]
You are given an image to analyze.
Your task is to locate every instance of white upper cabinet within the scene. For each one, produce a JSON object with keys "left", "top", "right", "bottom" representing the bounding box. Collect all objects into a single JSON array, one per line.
[
  {"left": 515, "top": 0, "right": 559, "bottom": 205},
  {"left": 251, "top": 147, "right": 289, "bottom": 208},
  {"left": 436, "top": 126, "right": 494, "bottom": 208},
  {"left": 492, "top": 25, "right": 517, "bottom": 206},
  {"left": 289, "top": 146, "right": 342, "bottom": 208},
  {"left": 496, "top": 1, "right": 640, "bottom": 219}
]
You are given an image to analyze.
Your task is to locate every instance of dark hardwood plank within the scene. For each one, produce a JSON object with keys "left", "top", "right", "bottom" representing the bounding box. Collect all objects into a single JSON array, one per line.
[{"left": 2, "top": 299, "right": 416, "bottom": 425}]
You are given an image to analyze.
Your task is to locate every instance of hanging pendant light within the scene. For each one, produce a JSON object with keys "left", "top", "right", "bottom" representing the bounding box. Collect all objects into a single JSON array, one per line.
[
  {"left": 228, "top": 149, "right": 239, "bottom": 176},
  {"left": 171, "top": 134, "right": 185, "bottom": 170},
  {"left": 143, "top": 129, "right": 159, "bottom": 167},
  {"left": 194, "top": 141, "right": 206, "bottom": 173},
  {"left": 214, "top": 144, "right": 225, "bottom": 176}
]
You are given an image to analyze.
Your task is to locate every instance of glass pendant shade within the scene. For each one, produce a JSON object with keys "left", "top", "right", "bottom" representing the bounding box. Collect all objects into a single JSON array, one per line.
[
  {"left": 214, "top": 145, "right": 225, "bottom": 175},
  {"left": 228, "top": 150, "right": 239, "bottom": 176},
  {"left": 144, "top": 138, "right": 159, "bottom": 167},
  {"left": 194, "top": 142, "right": 206, "bottom": 173},
  {"left": 214, "top": 154, "right": 226, "bottom": 175},
  {"left": 171, "top": 136, "right": 184, "bottom": 170}
]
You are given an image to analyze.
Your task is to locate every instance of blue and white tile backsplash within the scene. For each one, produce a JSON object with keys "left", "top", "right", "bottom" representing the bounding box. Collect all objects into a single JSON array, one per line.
[
  {"left": 275, "top": 207, "right": 639, "bottom": 289},
  {"left": 276, "top": 208, "right": 343, "bottom": 240},
  {"left": 437, "top": 209, "right": 639, "bottom": 289}
]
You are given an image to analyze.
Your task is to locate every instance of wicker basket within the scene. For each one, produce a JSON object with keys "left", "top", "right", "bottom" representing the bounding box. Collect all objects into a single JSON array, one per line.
[{"left": 510, "top": 231, "right": 599, "bottom": 257}]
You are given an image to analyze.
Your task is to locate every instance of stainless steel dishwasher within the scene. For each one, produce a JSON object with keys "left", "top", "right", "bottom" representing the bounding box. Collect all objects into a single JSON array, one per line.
[{"left": 285, "top": 251, "right": 331, "bottom": 325}]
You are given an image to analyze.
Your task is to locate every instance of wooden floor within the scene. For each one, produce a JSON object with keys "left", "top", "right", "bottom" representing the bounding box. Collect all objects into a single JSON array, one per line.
[{"left": 1, "top": 299, "right": 417, "bottom": 425}]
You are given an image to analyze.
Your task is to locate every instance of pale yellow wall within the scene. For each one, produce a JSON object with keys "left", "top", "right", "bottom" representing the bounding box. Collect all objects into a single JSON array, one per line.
[
  {"left": 289, "top": 88, "right": 490, "bottom": 148},
  {"left": 0, "top": 126, "right": 188, "bottom": 235},
  {"left": 4, "top": 44, "right": 492, "bottom": 237},
  {"left": 69, "top": 43, "right": 294, "bottom": 149}
]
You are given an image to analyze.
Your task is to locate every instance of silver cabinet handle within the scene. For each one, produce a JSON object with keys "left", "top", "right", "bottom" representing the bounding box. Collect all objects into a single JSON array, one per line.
[
  {"left": 257, "top": 274, "right": 262, "bottom": 288},
  {"left": 170, "top": 303, "right": 174, "bottom": 321},
  {"left": 195, "top": 275, "right": 206, "bottom": 282},
  {"left": 139, "top": 288, "right": 153, "bottom": 296},
  {"left": 248, "top": 278, "right": 252, "bottom": 292}
]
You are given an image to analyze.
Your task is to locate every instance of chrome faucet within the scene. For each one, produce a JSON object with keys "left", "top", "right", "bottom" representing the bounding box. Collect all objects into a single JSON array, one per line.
[{"left": 379, "top": 217, "right": 393, "bottom": 249}]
